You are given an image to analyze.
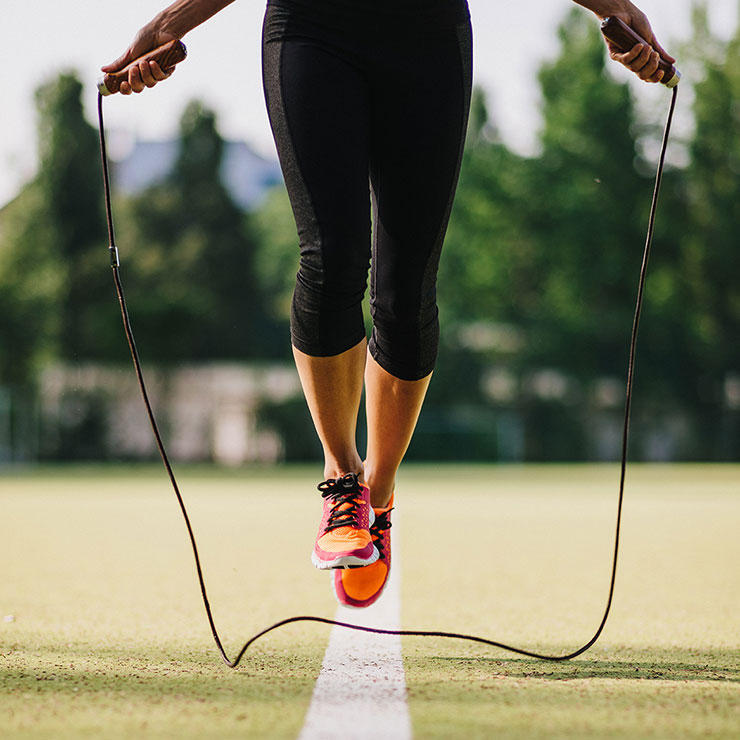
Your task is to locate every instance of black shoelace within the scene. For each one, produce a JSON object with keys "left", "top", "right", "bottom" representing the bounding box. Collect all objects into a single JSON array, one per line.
[
  {"left": 370, "top": 509, "right": 392, "bottom": 559},
  {"left": 318, "top": 473, "right": 367, "bottom": 532}
]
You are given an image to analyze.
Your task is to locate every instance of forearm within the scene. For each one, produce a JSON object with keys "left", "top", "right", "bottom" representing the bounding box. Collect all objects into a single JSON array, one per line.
[{"left": 155, "top": 0, "right": 236, "bottom": 38}]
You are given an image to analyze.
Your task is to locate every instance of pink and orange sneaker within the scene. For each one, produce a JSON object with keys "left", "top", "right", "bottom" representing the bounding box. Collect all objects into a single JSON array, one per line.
[
  {"left": 311, "top": 473, "right": 378, "bottom": 570},
  {"left": 333, "top": 496, "right": 393, "bottom": 608}
]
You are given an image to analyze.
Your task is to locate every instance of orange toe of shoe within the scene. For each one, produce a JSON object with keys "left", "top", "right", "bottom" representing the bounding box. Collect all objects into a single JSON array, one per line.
[{"left": 335, "top": 559, "right": 389, "bottom": 608}]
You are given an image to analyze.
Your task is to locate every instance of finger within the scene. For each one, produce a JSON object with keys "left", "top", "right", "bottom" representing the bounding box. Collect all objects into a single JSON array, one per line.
[
  {"left": 149, "top": 61, "right": 173, "bottom": 82},
  {"left": 610, "top": 42, "right": 642, "bottom": 64},
  {"left": 638, "top": 50, "right": 661, "bottom": 80},
  {"left": 128, "top": 65, "right": 146, "bottom": 94},
  {"left": 119, "top": 81, "right": 132, "bottom": 96},
  {"left": 611, "top": 42, "right": 648, "bottom": 68},
  {"left": 138, "top": 60, "right": 158, "bottom": 88},
  {"left": 630, "top": 44, "right": 654, "bottom": 72},
  {"left": 647, "top": 68, "right": 665, "bottom": 84}
]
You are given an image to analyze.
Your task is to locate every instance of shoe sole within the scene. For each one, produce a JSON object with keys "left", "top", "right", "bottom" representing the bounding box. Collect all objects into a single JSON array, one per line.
[{"left": 311, "top": 544, "right": 380, "bottom": 570}]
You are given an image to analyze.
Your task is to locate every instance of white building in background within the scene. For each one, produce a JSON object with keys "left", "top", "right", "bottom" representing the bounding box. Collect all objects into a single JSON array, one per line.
[
  {"left": 27, "top": 140, "right": 291, "bottom": 465},
  {"left": 40, "top": 363, "right": 301, "bottom": 465}
]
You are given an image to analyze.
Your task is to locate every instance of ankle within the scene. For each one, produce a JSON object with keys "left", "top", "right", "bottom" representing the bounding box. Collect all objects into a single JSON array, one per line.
[
  {"left": 363, "top": 467, "right": 395, "bottom": 508},
  {"left": 368, "top": 487, "right": 394, "bottom": 509},
  {"left": 323, "top": 455, "right": 363, "bottom": 482}
]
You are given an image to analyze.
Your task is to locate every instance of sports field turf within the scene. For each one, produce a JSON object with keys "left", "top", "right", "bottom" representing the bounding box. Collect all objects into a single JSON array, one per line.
[{"left": 1, "top": 464, "right": 738, "bottom": 738}]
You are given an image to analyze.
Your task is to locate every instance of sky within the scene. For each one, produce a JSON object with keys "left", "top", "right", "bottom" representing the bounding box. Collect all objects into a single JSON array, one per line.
[{"left": 1, "top": 0, "right": 737, "bottom": 207}]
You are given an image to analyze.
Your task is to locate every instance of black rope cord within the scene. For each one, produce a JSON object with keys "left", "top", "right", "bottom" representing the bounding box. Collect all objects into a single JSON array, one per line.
[{"left": 97, "top": 86, "right": 677, "bottom": 668}]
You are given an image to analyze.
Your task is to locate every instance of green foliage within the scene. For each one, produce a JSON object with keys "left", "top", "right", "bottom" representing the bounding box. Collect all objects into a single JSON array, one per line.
[
  {"left": 677, "top": 6, "right": 740, "bottom": 456},
  {"left": 1, "top": 7, "right": 738, "bottom": 461},
  {"left": 35, "top": 74, "right": 105, "bottom": 253},
  {"left": 532, "top": 9, "right": 646, "bottom": 377},
  {"left": 0, "top": 71, "right": 110, "bottom": 384},
  {"left": 441, "top": 12, "right": 649, "bottom": 458},
  {"left": 440, "top": 127, "right": 536, "bottom": 328},
  {"left": 114, "top": 100, "right": 278, "bottom": 361},
  {"left": 438, "top": 8, "right": 738, "bottom": 460},
  {"left": 685, "top": 8, "right": 740, "bottom": 365},
  {"left": 34, "top": 72, "right": 113, "bottom": 360},
  {"left": 443, "top": 10, "right": 648, "bottom": 383},
  {"left": 0, "top": 184, "right": 61, "bottom": 384},
  {"left": 252, "top": 184, "right": 299, "bottom": 324}
]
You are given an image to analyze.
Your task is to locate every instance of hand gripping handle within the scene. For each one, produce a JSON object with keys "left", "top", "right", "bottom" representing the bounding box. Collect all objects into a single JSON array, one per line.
[
  {"left": 98, "top": 39, "right": 187, "bottom": 96},
  {"left": 601, "top": 17, "right": 680, "bottom": 88}
]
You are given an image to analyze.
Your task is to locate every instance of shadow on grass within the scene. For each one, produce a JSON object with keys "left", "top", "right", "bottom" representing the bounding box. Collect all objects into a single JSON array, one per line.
[
  {"left": 4, "top": 640, "right": 738, "bottom": 701},
  {"left": 0, "top": 639, "right": 325, "bottom": 700},
  {"left": 405, "top": 645, "right": 740, "bottom": 683}
]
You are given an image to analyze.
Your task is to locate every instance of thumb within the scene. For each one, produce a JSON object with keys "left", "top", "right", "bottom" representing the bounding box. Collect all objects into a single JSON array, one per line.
[{"left": 101, "top": 48, "right": 136, "bottom": 73}]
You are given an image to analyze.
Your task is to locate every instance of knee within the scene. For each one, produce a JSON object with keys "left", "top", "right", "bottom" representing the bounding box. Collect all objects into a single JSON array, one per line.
[
  {"left": 369, "top": 303, "right": 439, "bottom": 381},
  {"left": 291, "top": 243, "right": 370, "bottom": 357}
]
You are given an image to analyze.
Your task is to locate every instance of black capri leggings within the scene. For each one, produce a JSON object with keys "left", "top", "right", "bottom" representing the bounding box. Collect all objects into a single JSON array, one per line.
[{"left": 262, "top": 1, "right": 472, "bottom": 380}]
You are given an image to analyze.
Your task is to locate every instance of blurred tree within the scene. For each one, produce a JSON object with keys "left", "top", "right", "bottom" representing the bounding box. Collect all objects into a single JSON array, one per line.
[
  {"left": 531, "top": 8, "right": 649, "bottom": 380},
  {"left": 252, "top": 184, "right": 298, "bottom": 328},
  {"left": 678, "top": 4, "right": 740, "bottom": 457},
  {"left": 0, "top": 71, "right": 110, "bottom": 460},
  {"left": 0, "top": 71, "right": 110, "bottom": 381},
  {"left": 0, "top": 184, "right": 60, "bottom": 385},
  {"left": 117, "top": 101, "right": 276, "bottom": 360},
  {"left": 439, "top": 86, "right": 536, "bottom": 328},
  {"left": 34, "top": 72, "right": 113, "bottom": 360},
  {"left": 438, "top": 10, "right": 694, "bottom": 459},
  {"left": 442, "top": 12, "right": 650, "bottom": 378}
]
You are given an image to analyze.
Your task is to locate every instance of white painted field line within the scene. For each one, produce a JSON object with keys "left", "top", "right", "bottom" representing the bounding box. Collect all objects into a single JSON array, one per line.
[{"left": 298, "top": 524, "right": 411, "bottom": 740}]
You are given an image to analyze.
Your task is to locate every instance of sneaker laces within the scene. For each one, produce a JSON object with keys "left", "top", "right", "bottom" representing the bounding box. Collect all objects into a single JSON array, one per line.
[
  {"left": 370, "top": 509, "right": 392, "bottom": 558},
  {"left": 318, "top": 473, "right": 366, "bottom": 532}
]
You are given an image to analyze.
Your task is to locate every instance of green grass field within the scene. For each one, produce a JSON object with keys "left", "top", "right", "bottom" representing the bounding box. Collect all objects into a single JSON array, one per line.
[{"left": 1, "top": 464, "right": 738, "bottom": 738}]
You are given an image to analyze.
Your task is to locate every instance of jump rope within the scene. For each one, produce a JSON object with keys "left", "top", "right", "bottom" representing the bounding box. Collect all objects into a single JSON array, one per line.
[{"left": 96, "top": 18, "right": 679, "bottom": 668}]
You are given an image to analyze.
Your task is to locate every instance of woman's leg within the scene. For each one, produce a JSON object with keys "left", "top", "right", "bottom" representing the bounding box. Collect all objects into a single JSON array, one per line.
[
  {"left": 334, "top": 18, "right": 472, "bottom": 602},
  {"left": 263, "top": 12, "right": 380, "bottom": 570},
  {"left": 262, "top": 14, "right": 373, "bottom": 479},
  {"left": 293, "top": 340, "right": 366, "bottom": 480},
  {"left": 362, "top": 21, "right": 473, "bottom": 501},
  {"left": 363, "top": 354, "right": 431, "bottom": 507}
]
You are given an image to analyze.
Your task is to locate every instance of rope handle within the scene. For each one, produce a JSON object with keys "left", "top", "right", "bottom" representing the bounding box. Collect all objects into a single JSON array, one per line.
[
  {"left": 601, "top": 17, "right": 681, "bottom": 87},
  {"left": 98, "top": 40, "right": 187, "bottom": 96}
]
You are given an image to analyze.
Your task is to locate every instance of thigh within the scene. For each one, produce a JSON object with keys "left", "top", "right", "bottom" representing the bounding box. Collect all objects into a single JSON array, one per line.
[
  {"left": 368, "top": 21, "right": 473, "bottom": 315},
  {"left": 262, "top": 27, "right": 373, "bottom": 286}
]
